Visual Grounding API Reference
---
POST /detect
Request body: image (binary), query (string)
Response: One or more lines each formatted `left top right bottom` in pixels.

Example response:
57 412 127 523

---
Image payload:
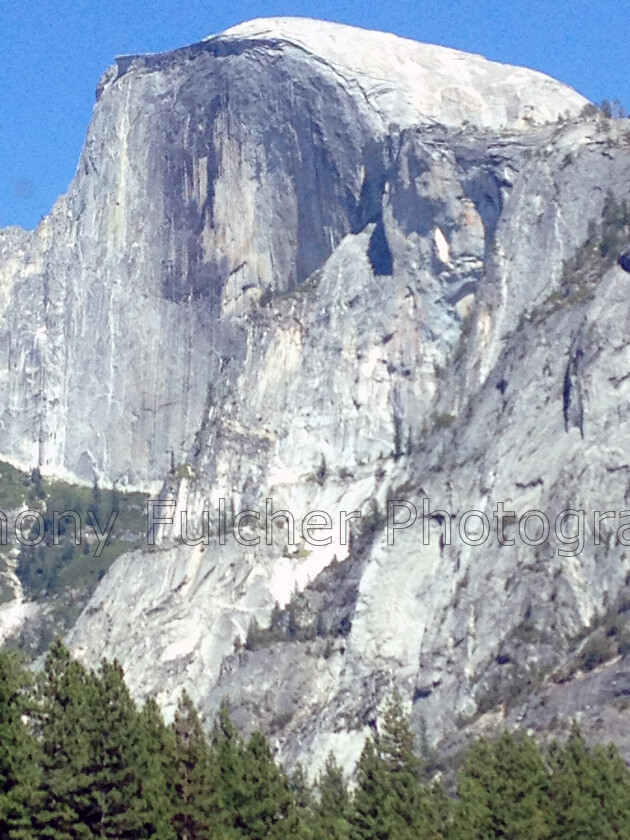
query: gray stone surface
1 17 630 775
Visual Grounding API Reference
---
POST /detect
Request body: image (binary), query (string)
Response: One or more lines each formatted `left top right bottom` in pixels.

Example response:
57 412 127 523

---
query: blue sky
1 0 628 229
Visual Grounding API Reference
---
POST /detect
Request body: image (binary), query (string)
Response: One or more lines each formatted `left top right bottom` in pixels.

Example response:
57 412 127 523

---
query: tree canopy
1 642 630 839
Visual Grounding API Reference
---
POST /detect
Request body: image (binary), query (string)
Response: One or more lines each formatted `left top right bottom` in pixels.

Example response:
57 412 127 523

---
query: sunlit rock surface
4 17 630 774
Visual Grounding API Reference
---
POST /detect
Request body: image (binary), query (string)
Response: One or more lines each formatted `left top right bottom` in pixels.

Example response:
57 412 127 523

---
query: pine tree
312 753 351 840
379 691 423 828
136 698 176 839
212 704 299 838
33 641 165 838
416 781 450 840
237 730 299 838
32 637 97 839
350 738 392 840
453 731 550 840
212 701 248 833
351 692 424 840
86 659 161 838
289 762 314 838
548 725 630 839
170 691 224 839
19 642 630 840
0 649 39 838
589 742 630 836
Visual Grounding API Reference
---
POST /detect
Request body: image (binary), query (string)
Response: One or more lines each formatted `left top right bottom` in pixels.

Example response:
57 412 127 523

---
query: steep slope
0 17 586 486
3 17 630 775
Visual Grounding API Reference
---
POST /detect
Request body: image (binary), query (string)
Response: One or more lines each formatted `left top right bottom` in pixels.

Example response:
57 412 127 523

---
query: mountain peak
213 16 588 130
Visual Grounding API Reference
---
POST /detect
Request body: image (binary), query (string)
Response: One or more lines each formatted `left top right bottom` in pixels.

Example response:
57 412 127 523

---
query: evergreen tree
86 659 161 837
289 762 314 839
33 640 165 838
453 731 550 840
350 738 393 840
548 725 630 839
212 704 299 838
416 781 450 840
289 762 312 812
212 701 248 833
170 691 223 839
136 698 177 839
351 692 424 840
0 649 39 838
590 742 630 836
237 730 299 839
312 753 351 840
18 642 630 840
32 637 97 839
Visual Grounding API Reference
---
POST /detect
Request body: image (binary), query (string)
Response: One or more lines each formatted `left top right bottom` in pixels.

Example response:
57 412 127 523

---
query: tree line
1 640 630 838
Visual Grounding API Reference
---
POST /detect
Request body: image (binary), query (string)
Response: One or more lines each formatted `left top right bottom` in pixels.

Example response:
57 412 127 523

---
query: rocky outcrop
4 17 630 776
0 17 587 485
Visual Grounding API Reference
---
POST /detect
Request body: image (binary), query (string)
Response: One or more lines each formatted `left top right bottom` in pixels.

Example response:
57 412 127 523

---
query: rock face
3 16 630 775
0 16 587 486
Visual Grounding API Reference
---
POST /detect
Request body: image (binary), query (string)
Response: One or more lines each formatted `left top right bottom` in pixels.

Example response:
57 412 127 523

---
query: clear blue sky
1 0 628 229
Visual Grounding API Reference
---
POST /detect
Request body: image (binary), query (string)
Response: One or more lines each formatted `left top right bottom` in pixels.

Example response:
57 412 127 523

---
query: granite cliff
2 17 630 775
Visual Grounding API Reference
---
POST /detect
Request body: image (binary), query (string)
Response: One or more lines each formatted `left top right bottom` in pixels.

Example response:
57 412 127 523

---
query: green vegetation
546 593 630 685
599 99 628 119
174 463 195 481
578 100 627 121
0 461 35 509
537 190 630 321
434 412 456 430
475 589 630 716
259 268 324 308
244 593 341 652
242 555 358 653
475 663 550 717
0 465 149 602
1 656 630 839
0 461 148 652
